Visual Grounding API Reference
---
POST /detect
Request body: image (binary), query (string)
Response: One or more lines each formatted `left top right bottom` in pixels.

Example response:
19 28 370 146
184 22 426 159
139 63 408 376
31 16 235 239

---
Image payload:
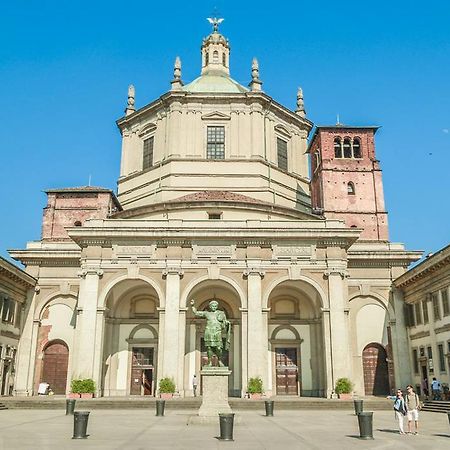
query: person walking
405 385 421 435
387 389 407 435
431 377 441 400
192 374 198 397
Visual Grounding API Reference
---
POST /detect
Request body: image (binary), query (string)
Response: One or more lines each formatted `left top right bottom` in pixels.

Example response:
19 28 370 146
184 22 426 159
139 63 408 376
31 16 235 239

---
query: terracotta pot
338 393 352 400
160 393 173 400
68 393 81 399
80 393 94 399
250 393 262 400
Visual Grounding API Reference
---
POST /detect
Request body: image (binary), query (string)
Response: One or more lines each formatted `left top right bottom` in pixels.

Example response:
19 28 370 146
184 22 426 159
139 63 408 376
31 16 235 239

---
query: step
422 400 450 413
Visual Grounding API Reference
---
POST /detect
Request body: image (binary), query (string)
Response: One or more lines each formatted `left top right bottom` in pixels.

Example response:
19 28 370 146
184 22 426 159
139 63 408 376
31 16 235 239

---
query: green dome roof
182 73 248 94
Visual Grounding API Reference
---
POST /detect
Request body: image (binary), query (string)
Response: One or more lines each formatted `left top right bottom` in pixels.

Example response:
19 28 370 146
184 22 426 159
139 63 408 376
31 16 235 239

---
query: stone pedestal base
198 367 232 417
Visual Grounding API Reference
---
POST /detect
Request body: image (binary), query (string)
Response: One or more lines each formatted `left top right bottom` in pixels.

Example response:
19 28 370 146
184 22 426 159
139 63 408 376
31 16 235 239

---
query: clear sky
1 0 449 262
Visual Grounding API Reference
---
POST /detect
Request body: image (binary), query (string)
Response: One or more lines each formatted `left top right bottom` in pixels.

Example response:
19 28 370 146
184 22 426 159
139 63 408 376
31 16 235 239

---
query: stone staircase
421 400 450 413
0 402 8 410
0 396 392 411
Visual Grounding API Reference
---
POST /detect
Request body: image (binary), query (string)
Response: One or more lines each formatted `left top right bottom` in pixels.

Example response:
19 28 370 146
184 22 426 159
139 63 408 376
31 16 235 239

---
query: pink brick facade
309 127 389 240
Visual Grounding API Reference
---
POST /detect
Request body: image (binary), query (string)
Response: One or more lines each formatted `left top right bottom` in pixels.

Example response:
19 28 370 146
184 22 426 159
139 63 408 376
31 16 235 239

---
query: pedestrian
192 374 198 397
387 389 407 435
421 378 429 399
405 385 422 435
431 377 441 400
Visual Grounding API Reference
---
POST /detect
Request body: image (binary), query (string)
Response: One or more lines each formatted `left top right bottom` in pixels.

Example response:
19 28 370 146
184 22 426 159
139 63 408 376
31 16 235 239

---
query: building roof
45 186 114 193
182 73 248 94
0 256 36 288
394 244 449 288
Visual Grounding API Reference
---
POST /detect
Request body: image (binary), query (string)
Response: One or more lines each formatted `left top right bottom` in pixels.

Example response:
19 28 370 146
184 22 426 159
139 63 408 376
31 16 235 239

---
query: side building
394 244 450 397
0 257 36 396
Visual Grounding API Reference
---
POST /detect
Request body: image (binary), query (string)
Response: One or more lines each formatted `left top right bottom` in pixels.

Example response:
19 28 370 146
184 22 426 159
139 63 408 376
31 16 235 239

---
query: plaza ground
0 408 449 449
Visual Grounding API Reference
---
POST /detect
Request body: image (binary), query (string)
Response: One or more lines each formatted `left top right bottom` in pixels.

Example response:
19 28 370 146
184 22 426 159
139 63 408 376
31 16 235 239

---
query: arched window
334 138 342 158
213 50 219 63
205 52 209 65
222 53 226 66
74 221 82 227
347 182 355 195
353 138 362 158
343 138 352 158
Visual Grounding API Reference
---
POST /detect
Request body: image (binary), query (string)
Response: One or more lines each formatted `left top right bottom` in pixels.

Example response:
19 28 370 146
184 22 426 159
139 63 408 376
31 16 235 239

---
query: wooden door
275 348 298 395
362 343 390 395
130 347 154 396
41 341 69 395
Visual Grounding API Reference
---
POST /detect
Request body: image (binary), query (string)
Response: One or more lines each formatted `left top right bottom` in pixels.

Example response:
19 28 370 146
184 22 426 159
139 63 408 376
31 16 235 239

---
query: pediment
201 111 231 121
138 122 157 137
274 124 292 138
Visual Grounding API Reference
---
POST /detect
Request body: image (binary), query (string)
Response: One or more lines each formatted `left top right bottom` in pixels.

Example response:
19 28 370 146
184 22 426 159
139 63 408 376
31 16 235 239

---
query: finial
171 56 183 91
125 84 135 115
207 16 224 32
295 87 306 117
249 57 263 92
336 114 342 126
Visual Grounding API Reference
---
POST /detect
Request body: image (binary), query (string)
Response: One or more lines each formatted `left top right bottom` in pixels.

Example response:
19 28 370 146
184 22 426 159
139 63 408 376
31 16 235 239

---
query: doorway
362 343 390 395
275 348 299 395
130 347 154 396
41 341 69 395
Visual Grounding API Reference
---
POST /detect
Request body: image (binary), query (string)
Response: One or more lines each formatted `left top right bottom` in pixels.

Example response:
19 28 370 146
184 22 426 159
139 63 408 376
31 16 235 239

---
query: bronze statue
190 299 231 367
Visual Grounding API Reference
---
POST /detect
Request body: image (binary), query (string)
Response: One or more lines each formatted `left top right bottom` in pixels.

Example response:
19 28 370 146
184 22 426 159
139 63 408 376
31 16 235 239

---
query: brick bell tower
308 125 388 240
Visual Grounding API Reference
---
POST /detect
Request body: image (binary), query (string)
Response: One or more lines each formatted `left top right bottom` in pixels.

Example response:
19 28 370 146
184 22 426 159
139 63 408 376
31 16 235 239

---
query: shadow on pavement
433 434 450 438
377 429 400 434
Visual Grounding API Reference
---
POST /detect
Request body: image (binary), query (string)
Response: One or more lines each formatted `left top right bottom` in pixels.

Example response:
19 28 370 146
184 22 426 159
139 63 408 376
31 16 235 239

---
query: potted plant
335 378 353 400
159 377 176 399
247 377 263 399
69 379 82 398
70 378 95 399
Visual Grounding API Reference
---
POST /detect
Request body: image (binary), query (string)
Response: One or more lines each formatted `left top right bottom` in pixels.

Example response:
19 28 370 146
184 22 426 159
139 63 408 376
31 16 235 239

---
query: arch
334 137 342 158
362 342 390 395
343 138 352 158
262 275 326 310
213 50 219 63
35 291 78 321
98 274 165 309
349 291 393 320
180 274 246 310
129 323 158 340
270 324 301 341
347 182 355 195
353 137 362 158
41 339 69 395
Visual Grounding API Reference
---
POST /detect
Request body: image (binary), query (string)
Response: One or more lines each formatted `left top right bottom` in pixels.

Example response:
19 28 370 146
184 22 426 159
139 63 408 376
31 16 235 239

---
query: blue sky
1 1 449 262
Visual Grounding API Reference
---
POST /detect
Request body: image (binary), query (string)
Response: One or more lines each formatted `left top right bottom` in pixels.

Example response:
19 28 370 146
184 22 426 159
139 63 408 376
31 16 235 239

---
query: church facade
11 22 421 398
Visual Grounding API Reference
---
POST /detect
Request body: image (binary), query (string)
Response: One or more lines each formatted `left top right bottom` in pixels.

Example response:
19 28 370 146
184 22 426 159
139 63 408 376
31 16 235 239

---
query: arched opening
184 279 242 397
40 340 69 395
222 52 226 66
353 138 362 158
334 138 342 158
343 138 352 158
268 280 325 397
347 182 355 195
102 279 160 397
362 343 390 395
213 50 219 63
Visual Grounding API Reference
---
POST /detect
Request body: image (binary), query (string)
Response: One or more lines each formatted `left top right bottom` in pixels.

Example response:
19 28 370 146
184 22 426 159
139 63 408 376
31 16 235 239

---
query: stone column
92 307 107 397
160 268 183 388
74 268 103 379
244 269 267 389
325 268 351 390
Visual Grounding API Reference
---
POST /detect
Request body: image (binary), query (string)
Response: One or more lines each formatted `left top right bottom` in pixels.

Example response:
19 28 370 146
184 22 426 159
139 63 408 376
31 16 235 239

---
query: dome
183 73 248 94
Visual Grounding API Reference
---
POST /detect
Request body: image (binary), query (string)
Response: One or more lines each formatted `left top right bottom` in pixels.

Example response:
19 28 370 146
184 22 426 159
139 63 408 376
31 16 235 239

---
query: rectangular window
427 346 434 372
432 293 441 321
442 289 449 316
414 302 422 325
277 138 288 171
438 344 446 372
422 299 429 324
142 136 154 170
412 349 419 374
1 297 15 324
206 126 225 159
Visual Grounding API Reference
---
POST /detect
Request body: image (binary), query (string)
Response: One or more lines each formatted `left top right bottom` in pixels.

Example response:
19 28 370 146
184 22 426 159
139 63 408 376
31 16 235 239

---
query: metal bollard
156 399 165 417
72 411 90 439
219 413 235 441
357 411 374 440
353 399 363 416
265 400 274 417
66 399 76 415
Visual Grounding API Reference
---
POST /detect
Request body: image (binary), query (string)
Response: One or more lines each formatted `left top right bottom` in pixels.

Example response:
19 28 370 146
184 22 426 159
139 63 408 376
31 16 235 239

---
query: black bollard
353 399 363 415
72 411 90 439
66 399 76 415
357 411 374 440
156 399 165 417
265 400 274 417
219 413 235 441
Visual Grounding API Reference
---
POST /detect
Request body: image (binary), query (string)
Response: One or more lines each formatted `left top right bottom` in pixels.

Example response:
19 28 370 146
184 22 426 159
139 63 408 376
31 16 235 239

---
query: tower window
222 53 226 66
334 138 342 158
343 138 352 158
213 50 219 63
353 138 362 158
347 182 355 195
205 52 209 65
143 136 154 170
277 138 288 171
207 126 225 159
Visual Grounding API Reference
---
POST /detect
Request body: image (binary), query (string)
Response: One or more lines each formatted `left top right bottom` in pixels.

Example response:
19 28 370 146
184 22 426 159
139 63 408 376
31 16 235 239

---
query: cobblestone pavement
0 409 448 449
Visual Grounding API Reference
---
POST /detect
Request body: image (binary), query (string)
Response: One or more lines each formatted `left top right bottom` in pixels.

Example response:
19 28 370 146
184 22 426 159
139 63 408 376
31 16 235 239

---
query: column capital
77 268 104 278
324 268 349 279
243 268 265 279
162 267 184 279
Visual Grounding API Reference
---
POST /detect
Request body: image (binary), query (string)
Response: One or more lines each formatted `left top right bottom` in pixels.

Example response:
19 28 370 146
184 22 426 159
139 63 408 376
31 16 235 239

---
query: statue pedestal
198 367 232 417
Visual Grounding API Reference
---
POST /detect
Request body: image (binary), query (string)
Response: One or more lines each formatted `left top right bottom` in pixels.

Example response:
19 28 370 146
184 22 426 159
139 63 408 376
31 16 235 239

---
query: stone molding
77 268 104 278
162 267 184 278
243 268 265 278
323 268 349 279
